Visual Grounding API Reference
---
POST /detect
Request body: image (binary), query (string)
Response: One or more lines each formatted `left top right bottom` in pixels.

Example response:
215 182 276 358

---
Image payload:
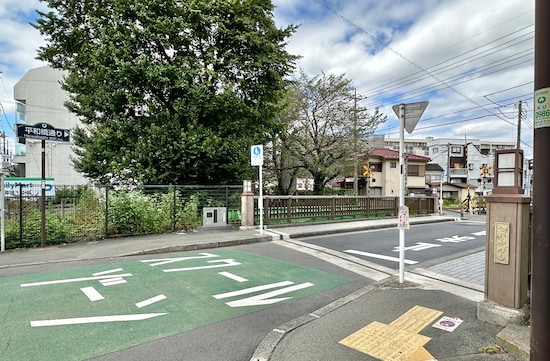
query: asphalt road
295 221 486 270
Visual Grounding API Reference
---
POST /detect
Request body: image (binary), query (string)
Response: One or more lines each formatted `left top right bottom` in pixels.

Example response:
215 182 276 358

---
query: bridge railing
259 195 437 225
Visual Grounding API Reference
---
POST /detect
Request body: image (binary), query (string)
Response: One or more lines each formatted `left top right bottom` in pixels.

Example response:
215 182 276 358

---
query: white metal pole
398 104 406 283
259 164 263 234
1 172 4 252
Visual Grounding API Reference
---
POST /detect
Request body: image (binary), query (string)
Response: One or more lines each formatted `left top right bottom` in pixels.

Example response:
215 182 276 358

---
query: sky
0 0 536 158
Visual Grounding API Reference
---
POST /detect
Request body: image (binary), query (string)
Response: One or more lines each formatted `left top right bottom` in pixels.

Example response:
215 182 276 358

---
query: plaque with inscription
494 222 510 264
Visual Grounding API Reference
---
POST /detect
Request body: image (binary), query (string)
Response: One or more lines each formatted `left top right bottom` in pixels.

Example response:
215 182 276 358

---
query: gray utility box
202 207 227 227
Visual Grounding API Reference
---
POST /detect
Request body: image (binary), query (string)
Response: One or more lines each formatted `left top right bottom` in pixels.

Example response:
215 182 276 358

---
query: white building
13 66 87 185
426 137 516 195
383 137 428 157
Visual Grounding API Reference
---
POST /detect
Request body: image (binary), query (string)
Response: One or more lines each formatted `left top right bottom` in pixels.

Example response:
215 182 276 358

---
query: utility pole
353 88 358 195
532 1 550 359
517 101 522 149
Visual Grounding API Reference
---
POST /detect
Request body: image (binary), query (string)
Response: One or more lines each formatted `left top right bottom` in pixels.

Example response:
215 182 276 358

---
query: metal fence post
172 186 176 232
104 187 109 239
18 183 23 247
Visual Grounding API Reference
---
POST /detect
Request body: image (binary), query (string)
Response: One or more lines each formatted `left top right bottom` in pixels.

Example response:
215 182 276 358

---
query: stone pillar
478 149 530 326
485 195 530 307
240 180 255 230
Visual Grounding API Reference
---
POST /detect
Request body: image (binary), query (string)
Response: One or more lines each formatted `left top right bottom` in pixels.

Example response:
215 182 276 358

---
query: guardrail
260 195 437 225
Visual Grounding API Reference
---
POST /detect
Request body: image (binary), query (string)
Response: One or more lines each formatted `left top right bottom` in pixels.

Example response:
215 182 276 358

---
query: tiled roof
426 163 444 171
369 148 431 162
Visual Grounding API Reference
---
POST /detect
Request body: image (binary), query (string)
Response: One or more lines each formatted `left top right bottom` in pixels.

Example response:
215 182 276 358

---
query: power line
359 27 533 100
312 0 526 126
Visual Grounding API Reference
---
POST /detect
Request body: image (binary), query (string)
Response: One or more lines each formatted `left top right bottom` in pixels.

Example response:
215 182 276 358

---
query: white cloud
273 0 534 156
0 0 536 157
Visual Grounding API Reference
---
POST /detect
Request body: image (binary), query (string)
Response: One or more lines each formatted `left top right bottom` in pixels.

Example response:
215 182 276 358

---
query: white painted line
218 272 248 283
141 253 218 267
93 268 124 276
20 274 133 287
213 281 294 299
100 278 127 286
163 259 241 272
135 294 167 308
81 287 105 302
392 242 441 252
344 250 418 265
30 313 167 327
226 282 315 307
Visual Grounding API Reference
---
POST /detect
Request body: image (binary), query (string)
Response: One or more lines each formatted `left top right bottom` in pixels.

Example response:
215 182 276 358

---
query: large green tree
33 0 297 185
270 71 387 194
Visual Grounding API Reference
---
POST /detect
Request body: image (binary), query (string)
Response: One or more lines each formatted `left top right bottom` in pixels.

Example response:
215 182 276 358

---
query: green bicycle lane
0 249 353 361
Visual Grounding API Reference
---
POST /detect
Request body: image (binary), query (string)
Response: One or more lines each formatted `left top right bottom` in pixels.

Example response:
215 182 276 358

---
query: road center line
344 250 418 265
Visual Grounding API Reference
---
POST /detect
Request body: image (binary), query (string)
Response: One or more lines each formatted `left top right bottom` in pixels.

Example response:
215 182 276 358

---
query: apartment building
13 66 86 185
426 138 516 195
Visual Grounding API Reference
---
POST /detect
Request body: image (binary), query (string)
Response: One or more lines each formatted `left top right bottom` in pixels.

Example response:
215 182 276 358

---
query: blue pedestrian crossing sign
251 145 263 166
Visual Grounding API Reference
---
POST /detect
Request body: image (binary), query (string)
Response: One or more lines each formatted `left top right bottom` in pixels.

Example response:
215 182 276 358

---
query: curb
267 217 458 239
248 277 393 361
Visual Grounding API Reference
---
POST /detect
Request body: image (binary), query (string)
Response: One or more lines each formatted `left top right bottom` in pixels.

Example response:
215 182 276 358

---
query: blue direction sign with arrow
17 122 70 142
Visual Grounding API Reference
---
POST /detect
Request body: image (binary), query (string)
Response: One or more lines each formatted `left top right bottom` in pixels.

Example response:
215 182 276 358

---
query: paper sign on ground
432 316 463 332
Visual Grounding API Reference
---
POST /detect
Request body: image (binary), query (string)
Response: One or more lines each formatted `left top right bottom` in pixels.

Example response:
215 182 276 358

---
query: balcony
449 168 468 177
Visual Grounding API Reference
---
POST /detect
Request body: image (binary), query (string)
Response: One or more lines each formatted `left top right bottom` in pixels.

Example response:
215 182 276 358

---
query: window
371 163 382 172
390 162 397 168
408 164 425 177
432 147 438 154
451 146 462 154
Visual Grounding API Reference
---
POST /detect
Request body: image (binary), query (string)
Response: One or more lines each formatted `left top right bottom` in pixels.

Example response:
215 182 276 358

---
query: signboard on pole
3 177 56 199
397 205 410 230
392 101 428 134
250 145 263 166
392 100 428 284
17 122 70 142
250 145 264 233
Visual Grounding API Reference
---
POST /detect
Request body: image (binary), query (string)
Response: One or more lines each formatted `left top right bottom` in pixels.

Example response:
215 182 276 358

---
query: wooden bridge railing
259 195 437 225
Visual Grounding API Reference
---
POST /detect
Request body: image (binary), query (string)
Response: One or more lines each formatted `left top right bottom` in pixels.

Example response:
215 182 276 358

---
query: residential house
337 148 431 196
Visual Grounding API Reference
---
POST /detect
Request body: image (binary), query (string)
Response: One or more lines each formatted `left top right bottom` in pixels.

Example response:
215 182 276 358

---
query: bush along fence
3 184 243 250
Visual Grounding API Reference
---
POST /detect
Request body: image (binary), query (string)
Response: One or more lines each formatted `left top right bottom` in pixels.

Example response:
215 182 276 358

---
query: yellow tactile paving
404 346 437 361
390 305 443 333
339 305 443 361
339 321 431 361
